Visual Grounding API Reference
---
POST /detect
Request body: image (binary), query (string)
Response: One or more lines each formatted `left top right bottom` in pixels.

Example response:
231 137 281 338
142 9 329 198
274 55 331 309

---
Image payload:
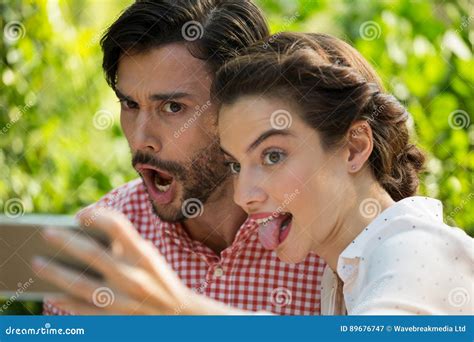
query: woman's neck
317 179 395 272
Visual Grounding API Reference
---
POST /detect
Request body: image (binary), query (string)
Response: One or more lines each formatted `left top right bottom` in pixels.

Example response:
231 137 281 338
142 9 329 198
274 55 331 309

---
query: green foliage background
1 0 472 315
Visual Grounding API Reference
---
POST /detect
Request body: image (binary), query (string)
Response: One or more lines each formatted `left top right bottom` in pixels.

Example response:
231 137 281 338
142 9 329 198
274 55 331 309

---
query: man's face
116 43 230 222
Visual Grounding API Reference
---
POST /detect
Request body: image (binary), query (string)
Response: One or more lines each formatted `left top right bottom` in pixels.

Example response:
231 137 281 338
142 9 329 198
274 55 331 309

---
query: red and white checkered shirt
44 179 325 315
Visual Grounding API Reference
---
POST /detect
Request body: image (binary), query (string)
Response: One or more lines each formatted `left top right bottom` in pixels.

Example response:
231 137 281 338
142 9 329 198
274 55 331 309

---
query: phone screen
0 214 109 300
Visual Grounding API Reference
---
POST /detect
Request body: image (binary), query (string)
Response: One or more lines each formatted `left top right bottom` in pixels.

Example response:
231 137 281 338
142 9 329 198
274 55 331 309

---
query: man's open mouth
135 164 177 205
250 212 293 250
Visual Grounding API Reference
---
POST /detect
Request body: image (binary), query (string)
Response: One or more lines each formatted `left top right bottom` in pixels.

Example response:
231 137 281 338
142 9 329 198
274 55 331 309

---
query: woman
211 32 473 315
37 32 472 315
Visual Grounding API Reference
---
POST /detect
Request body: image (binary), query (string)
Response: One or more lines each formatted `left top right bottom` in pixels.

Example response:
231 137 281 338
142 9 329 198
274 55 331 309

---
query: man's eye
225 161 241 174
120 99 138 110
263 150 286 165
162 101 183 113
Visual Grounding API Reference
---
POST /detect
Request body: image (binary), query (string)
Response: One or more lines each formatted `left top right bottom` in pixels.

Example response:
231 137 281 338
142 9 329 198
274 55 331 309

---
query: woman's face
219 95 351 263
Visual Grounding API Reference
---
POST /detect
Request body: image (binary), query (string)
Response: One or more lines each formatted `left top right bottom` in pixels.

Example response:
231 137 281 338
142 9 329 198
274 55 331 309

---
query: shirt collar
336 196 443 282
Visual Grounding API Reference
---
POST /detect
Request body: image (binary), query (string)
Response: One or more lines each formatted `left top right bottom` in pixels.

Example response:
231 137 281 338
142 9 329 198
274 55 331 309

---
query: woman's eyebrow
246 129 294 153
220 129 294 159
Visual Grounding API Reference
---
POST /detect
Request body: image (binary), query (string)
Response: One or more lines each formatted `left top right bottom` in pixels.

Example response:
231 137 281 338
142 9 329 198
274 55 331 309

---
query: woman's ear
346 120 373 173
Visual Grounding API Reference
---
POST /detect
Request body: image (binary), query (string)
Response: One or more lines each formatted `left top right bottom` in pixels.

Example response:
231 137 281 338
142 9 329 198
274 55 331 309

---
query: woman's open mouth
135 164 177 205
250 212 293 250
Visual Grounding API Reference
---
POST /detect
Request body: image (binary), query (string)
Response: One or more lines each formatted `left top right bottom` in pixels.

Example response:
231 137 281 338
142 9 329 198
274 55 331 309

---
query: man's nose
133 110 162 153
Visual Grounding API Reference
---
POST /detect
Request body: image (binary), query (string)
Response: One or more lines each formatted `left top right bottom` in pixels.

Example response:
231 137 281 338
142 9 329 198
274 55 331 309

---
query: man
43 0 325 315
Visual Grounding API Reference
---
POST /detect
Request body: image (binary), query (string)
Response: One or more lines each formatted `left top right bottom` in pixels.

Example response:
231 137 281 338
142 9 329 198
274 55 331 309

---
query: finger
46 295 112 315
41 227 120 279
48 295 158 315
33 257 156 314
32 256 104 303
77 207 146 259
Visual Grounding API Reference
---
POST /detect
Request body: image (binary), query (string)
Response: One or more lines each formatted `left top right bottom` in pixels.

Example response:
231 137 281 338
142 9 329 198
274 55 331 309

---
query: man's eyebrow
149 92 192 101
114 88 192 102
114 88 132 101
247 129 294 153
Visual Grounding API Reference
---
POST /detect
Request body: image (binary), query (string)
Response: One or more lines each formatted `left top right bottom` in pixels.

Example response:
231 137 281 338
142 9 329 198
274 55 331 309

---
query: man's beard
132 139 230 223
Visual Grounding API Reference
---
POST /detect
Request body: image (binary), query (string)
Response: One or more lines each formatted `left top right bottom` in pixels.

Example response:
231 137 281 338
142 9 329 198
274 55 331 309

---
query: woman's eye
162 101 183 113
263 150 286 165
226 162 241 174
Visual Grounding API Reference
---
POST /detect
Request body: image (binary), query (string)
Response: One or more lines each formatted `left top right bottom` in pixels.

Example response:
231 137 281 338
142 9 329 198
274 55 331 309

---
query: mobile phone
0 214 110 301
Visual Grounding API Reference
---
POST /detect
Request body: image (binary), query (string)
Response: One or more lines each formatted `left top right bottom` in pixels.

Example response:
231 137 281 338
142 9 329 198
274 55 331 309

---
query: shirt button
214 266 224 278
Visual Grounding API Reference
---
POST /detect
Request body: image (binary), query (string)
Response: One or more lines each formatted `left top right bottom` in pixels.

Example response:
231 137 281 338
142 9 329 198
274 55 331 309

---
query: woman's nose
233 173 268 212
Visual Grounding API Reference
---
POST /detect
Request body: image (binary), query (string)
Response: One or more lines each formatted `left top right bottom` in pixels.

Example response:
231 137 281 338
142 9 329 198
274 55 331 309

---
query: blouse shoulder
355 216 474 314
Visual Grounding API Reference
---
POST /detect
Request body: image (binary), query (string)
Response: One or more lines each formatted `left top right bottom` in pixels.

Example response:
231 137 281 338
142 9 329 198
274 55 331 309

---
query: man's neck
181 181 248 254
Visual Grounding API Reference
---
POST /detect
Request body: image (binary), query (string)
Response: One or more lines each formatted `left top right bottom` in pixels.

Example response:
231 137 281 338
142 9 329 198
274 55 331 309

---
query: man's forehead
116 43 212 96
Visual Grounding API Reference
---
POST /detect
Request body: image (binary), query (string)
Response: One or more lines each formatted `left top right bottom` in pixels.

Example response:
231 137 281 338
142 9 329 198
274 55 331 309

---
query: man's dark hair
100 0 269 89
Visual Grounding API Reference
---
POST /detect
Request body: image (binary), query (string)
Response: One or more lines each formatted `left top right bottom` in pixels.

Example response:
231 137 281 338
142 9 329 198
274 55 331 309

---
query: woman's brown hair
212 32 425 201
